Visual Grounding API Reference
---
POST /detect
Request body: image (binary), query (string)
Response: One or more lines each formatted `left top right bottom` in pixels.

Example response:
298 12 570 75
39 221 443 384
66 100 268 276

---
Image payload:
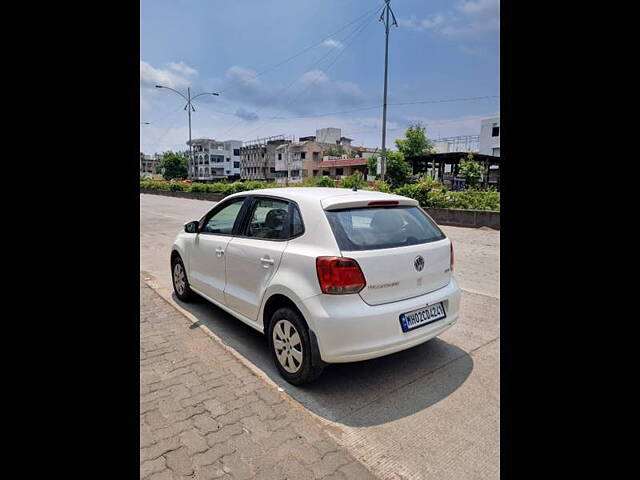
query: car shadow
173 292 473 428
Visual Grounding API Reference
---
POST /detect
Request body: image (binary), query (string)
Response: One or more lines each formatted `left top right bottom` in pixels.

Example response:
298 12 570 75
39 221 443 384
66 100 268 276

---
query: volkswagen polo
171 187 460 384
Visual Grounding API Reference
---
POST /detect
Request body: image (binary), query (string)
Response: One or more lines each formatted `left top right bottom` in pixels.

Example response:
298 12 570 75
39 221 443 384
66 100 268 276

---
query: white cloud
167 61 197 76
441 17 500 37
300 69 329 86
322 39 344 49
400 0 499 38
399 14 445 32
457 0 500 15
225 65 261 87
140 60 192 89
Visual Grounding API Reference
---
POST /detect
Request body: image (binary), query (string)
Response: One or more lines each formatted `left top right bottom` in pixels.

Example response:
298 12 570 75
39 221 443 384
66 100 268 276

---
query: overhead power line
213 4 384 140
234 7 383 140
193 95 499 121
216 2 386 95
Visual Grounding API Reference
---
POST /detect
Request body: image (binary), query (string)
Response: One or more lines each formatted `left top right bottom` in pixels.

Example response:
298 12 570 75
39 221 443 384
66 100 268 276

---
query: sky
140 0 499 154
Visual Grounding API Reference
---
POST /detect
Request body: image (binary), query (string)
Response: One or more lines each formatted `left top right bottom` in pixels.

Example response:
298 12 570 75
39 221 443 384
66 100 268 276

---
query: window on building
336 168 343 176
492 126 500 137
270 168 276 173
290 170 300 177
278 153 282 160
323 170 330 176
234 161 240 168
313 170 319 176
313 152 319 161
226 157 230 162
300 152 306 159
233 149 240 156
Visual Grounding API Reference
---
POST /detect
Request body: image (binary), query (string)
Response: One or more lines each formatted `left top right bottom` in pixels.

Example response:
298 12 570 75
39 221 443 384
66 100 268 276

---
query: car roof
228 187 407 204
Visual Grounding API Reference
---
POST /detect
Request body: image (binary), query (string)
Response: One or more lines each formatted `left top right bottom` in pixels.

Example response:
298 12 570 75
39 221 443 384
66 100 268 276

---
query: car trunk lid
344 239 451 305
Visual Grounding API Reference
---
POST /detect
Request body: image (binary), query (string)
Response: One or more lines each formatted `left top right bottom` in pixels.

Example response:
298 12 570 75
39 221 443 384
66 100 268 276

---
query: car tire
268 307 324 385
171 255 195 302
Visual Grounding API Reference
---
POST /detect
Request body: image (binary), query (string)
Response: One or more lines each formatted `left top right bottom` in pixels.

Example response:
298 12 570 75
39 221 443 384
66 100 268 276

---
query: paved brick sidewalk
140 279 376 480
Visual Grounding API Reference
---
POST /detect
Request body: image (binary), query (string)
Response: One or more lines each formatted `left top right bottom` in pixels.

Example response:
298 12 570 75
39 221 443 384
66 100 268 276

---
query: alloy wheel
272 319 303 373
173 262 186 295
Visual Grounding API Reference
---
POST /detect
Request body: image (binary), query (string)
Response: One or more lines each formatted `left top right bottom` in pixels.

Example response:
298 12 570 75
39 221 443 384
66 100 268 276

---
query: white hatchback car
171 187 460 384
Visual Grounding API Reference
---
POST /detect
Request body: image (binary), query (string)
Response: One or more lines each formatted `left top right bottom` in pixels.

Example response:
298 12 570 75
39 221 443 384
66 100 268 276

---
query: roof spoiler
322 194 418 211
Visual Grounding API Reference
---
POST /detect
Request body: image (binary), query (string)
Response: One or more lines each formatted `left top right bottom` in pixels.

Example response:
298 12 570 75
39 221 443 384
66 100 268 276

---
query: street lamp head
155 85 163 88
212 92 220 96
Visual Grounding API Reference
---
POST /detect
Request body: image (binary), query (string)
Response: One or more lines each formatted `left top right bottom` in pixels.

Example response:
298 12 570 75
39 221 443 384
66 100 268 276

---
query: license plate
399 302 446 333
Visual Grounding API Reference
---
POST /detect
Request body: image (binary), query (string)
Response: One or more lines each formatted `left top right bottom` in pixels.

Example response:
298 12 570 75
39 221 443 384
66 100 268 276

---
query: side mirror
184 220 199 233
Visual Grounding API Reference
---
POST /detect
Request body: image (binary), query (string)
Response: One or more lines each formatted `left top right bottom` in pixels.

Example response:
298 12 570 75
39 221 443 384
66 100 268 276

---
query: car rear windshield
325 206 446 251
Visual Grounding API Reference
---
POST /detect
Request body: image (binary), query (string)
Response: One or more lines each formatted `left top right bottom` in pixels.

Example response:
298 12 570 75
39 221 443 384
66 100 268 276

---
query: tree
394 123 435 158
458 153 484 188
159 152 188 180
386 150 412 188
367 155 379 178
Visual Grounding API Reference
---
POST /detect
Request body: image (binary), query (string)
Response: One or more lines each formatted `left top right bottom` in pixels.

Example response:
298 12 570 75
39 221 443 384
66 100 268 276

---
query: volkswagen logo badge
414 255 425 272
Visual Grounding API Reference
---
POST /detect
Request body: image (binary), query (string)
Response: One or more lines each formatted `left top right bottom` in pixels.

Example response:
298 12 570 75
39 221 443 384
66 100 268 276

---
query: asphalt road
140 193 500 480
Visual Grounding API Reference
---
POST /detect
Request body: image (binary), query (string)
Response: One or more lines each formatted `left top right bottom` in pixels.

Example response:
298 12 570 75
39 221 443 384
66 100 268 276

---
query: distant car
171 187 460 384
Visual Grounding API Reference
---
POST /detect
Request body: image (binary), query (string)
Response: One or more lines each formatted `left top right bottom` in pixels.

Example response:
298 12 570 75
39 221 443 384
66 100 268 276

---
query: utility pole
187 87 193 176
379 0 397 181
155 85 219 179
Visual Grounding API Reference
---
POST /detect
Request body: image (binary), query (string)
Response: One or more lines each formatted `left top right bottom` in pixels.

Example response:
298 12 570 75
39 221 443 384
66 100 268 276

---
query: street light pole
155 85 219 179
379 0 397 181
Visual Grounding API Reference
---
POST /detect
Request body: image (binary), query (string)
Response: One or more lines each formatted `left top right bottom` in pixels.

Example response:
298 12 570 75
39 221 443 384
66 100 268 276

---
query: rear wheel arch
262 293 325 369
263 294 308 335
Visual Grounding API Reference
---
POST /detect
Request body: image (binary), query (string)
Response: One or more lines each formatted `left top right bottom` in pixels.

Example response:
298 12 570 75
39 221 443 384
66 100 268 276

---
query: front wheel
171 255 195 302
268 307 324 385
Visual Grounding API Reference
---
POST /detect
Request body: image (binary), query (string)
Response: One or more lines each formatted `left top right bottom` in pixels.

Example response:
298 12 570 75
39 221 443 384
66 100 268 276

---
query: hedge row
140 179 499 211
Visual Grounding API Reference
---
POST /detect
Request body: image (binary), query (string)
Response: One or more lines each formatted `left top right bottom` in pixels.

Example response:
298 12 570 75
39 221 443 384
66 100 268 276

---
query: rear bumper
305 277 461 363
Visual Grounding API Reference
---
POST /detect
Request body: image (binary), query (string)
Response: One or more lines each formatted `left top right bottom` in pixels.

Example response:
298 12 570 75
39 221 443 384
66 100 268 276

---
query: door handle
215 248 225 257
260 257 275 268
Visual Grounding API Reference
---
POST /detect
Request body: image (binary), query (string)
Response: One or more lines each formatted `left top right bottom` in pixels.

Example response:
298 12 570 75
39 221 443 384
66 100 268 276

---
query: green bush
371 180 391 193
394 181 432 206
339 171 366 190
305 176 335 188
189 183 209 193
139 178 499 211
140 180 171 191
394 181 499 211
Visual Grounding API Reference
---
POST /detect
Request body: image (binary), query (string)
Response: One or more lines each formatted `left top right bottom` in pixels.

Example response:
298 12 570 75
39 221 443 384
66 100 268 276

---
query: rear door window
247 198 291 240
325 206 445 251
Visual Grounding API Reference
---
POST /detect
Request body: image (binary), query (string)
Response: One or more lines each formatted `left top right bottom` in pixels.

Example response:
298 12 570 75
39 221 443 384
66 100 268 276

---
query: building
408 152 500 190
140 152 163 174
434 135 479 154
273 127 368 183
187 139 242 181
317 157 369 179
479 117 500 157
240 135 291 181
274 140 326 184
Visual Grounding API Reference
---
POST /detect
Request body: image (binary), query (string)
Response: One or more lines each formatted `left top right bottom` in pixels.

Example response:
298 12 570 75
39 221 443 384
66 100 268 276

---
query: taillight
450 242 454 272
316 257 366 294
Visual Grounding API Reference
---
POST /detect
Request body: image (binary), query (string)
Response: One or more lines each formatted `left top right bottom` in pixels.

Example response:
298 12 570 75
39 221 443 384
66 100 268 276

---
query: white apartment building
187 139 242 181
479 117 500 157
